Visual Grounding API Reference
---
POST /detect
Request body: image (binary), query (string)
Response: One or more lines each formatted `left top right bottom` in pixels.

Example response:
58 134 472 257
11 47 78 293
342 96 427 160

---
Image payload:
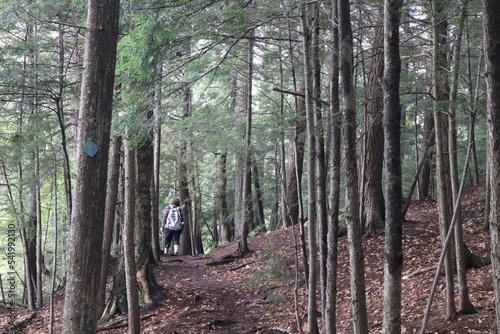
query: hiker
161 196 184 255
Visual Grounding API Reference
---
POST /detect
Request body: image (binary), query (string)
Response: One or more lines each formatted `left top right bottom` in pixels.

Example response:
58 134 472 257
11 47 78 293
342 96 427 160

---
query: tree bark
483 0 500 330
251 153 266 231
363 9 385 238
61 0 120 331
219 153 232 242
312 13 329 331
179 87 193 256
239 31 255 254
123 142 140 334
324 1 340 332
35 155 43 309
448 0 476 314
152 62 163 264
234 69 248 241
339 0 369 332
98 135 122 316
432 0 456 319
284 85 306 227
417 116 434 200
300 2 319 333
135 139 159 307
382 0 403 332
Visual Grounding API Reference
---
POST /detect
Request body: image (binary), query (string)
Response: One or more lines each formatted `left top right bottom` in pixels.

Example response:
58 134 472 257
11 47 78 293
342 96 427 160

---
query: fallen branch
230 261 255 271
205 253 245 266
402 266 437 279
204 258 235 266
96 313 155 332
2 311 37 333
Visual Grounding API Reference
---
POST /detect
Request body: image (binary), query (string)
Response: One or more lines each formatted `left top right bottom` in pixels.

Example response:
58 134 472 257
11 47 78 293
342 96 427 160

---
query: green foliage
264 256 286 282
248 224 268 237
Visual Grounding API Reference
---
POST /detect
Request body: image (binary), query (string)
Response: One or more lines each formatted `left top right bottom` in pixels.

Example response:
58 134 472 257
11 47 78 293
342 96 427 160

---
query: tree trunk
483 0 500 330
311 13 329 329
49 168 59 334
284 85 306 227
465 36 482 187
61 0 120 331
20 194 36 310
448 0 476 314
339 0 369 332
179 86 193 256
135 139 159 307
417 115 434 200
152 62 163 263
251 153 266 231
234 69 248 240
363 9 385 237
324 1 340 332
382 0 403 332
300 3 319 333
238 31 255 254
432 0 456 319
219 153 232 242
35 152 43 309
98 135 122 316
123 142 140 334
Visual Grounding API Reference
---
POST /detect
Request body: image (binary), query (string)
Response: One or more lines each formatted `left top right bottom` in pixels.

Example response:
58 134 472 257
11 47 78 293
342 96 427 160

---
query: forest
1 0 500 333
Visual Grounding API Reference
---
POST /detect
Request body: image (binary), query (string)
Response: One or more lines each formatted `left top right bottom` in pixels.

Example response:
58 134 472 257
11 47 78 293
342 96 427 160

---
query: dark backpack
166 205 183 231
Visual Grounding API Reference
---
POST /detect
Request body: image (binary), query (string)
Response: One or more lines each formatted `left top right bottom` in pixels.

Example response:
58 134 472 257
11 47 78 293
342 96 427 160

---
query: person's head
170 196 181 207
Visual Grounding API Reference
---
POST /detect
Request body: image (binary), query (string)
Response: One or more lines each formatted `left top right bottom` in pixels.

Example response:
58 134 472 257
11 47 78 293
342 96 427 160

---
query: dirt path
150 255 270 333
98 242 298 334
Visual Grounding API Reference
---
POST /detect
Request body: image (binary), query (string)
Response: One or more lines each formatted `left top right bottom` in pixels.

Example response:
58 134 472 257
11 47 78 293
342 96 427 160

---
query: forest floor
1 185 496 333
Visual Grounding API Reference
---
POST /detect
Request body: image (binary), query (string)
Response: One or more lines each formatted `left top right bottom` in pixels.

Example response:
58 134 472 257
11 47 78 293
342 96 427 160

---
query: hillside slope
1 186 494 333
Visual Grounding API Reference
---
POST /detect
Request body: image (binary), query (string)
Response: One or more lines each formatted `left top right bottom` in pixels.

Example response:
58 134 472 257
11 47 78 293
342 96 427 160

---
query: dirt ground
1 186 496 333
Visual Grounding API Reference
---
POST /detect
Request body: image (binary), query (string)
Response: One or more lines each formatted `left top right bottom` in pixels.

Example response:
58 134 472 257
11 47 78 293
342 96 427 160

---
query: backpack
166 205 183 231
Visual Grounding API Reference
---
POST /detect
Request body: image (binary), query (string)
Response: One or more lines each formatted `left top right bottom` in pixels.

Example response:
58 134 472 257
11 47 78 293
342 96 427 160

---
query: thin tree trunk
417 116 434 200
432 0 456 319
24 187 37 310
402 132 434 219
98 135 122 316
448 0 476 314
251 153 265 230
239 30 255 254
300 3 319 333
382 0 403 331
420 136 474 333
55 28 73 223
285 85 306 227
151 62 163 263
312 14 328 330
123 143 140 334
35 162 43 308
324 1 340 331
219 154 231 242
179 86 193 256
339 0 369 332
465 33 482 187
49 167 59 334
234 72 247 240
